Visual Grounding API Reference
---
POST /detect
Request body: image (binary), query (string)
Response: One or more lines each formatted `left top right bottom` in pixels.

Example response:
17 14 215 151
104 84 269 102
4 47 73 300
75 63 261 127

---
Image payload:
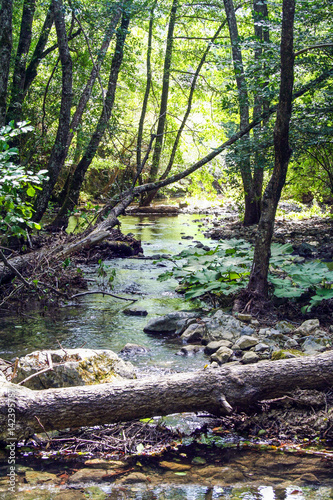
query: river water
1 214 333 499
0 214 213 373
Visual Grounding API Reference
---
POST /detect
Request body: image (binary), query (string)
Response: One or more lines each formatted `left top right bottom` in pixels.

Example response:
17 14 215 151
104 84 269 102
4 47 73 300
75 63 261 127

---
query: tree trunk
23 3 54 98
223 0 257 227
1 351 332 441
0 0 13 127
248 0 295 296
140 0 178 207
51 10 130 229
6 0 37 125
33 0 73 223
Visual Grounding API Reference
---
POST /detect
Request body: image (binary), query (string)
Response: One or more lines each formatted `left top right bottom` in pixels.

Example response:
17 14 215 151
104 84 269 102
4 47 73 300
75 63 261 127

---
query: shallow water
0 214 213 373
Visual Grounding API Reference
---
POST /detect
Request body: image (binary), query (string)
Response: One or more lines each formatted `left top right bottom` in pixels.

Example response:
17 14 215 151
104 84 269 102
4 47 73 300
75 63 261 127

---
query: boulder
295 319 320 336
143 311 199 334
119 343 150 356
233 335 259 350
181 323 206 343
241 351 259 364
204 340 233 355
12 349 136 390
301 337 327 354
202 311 243 343
254 342 270 352
210 346 233 364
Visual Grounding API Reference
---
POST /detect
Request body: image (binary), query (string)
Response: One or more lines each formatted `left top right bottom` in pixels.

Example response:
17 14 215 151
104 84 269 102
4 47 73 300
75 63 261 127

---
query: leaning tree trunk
1 351 332 441
248 0 295 296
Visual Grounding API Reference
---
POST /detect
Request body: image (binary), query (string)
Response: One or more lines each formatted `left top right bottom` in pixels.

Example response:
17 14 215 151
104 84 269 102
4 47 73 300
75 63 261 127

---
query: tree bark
0 0 13 127
23 3 54 98
248 0 295 296
6 0 37 125
1 351 332 441
140 0 178 206
33 0 73 223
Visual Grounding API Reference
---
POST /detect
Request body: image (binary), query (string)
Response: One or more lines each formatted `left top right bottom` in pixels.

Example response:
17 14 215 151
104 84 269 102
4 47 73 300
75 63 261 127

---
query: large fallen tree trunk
1 352 332 442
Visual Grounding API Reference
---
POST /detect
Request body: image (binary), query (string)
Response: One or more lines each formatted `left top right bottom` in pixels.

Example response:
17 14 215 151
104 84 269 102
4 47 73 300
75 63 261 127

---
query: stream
0 214 333 499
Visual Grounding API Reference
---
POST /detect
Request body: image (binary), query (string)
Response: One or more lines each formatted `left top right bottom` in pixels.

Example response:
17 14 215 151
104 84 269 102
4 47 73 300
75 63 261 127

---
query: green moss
271 349 304 360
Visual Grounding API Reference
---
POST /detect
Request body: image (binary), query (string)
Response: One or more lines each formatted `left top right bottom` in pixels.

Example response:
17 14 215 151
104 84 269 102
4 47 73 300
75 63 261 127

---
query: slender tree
51 8 131 228
0 0 13 127
248 0 295 297
33 0 73 222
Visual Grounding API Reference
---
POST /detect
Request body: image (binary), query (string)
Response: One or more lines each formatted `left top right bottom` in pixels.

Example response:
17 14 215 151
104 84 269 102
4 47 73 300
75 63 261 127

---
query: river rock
119 343 150 355
241 351 259 364
295 319 320 335
204 340 233 355
275 320 293 333
202 311 243 343
12 349 136 390
284 338 299 349
176 345 204 356
68 468 110 483
180 323 206 342
123 308 148 316
254 342 270 352
210 346 233 364
233 335 259 350
25 470 60 485
301 337 327 354
236 313 252 322
143 311 199 334
240 325 256 336
159 461 191 471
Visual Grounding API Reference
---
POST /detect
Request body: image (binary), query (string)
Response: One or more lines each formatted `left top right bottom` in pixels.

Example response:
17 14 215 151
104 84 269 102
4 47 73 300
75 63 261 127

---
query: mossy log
1 351 332 441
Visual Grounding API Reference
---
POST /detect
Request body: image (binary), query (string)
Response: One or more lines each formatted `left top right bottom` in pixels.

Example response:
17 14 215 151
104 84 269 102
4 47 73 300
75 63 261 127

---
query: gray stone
143 311 198 334
254 342 270 352
119 343 150 355
295 319 320 335
210 346 233 364
241 351 259 364
233 335 259 350
284 338 299 349
275 321 293 333
12 349 136 390
123 307 148 316
240 325 255 336
176 345 204 356
202 312 243 343
204 340 233 355
264 329 289 341
181 323 206 343
302 337 327 354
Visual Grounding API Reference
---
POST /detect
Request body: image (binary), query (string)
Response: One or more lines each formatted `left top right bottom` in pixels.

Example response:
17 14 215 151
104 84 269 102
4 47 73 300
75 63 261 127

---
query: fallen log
0 194 134 284
1 351 332 442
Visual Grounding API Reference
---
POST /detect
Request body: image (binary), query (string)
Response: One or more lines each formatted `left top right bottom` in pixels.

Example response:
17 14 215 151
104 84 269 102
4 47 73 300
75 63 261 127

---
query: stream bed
1 214 333 499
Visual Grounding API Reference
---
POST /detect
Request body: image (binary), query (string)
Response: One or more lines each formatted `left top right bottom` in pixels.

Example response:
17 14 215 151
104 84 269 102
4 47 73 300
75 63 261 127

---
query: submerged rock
123 308 148 316
12 349 136 390
120 343 150 356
